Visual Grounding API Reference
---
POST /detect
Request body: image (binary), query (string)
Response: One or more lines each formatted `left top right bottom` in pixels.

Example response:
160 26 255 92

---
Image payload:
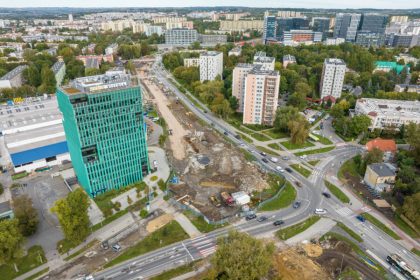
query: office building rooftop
61 70 132 94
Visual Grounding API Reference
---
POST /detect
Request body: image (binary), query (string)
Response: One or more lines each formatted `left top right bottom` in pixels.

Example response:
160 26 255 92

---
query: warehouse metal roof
10 141 69 166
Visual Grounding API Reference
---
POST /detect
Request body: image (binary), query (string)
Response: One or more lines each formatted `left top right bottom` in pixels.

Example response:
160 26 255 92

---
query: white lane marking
192 239 213 247
200 246 217 257
336 207 353 217
182 242 194 261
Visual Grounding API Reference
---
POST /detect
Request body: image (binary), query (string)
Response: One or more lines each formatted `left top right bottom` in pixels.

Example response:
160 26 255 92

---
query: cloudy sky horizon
2 0 419 9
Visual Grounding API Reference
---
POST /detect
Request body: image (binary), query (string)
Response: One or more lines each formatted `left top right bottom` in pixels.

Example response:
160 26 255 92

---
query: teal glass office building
57 70 149 197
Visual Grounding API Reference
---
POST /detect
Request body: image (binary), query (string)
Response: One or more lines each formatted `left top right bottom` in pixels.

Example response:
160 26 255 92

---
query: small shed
231 191 251 205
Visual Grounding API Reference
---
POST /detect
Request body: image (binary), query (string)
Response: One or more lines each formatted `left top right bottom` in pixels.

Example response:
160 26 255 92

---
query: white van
314 208 327 215
270 157 278 163
112 243 121 252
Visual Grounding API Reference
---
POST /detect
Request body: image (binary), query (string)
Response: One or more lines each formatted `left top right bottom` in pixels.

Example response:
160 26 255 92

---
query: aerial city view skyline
0 2 419 280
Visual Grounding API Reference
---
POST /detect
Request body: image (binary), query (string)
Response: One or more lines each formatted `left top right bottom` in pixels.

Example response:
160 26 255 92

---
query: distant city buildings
319 58 346 99
333 13 361 42
390 15 408 23
199 51 223 82
0 65 28 88
57 70 150 197
374 61 408 74
165 29 198 46
228 47 242 56
283 30 322 45
263 12 310 43
184 58 200 67
105 43 118 55
198 34 228 45
354 98 420 129
253 51 275 71
219 20 264 32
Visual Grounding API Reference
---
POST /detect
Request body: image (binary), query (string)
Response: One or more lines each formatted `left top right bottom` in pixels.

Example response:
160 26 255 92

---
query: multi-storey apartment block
199 51 223 82
319 58 346 99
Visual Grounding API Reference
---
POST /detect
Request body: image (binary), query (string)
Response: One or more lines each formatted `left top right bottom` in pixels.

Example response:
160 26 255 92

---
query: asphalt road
92 55 419 280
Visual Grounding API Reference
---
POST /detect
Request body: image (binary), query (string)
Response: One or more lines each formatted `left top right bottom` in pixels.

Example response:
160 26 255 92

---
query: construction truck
220 192 234 206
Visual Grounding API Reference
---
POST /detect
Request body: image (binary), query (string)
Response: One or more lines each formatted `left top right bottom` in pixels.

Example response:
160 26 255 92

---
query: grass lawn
250 132 271 142
337 222 363 242
393 214 419 239
308 160 320 166
259 181 296 211
24 268 49 280
237 132 253 144
324 180 350 203
262 129 288 139
104 221 189 268
255 174 286 202
57 239 81 254
280 140 315 150
338 157 360 181
268 143 283 151
63 239 98 261
0 246 46 280
361 213 401 240
294 146 335 156
12 171 29 180
256 146 281 156
290 164 312 178
150 261 199 280
183 211 228 233
94 181 147 217
276 216 321 240
316 134 333 145
411 248 420 257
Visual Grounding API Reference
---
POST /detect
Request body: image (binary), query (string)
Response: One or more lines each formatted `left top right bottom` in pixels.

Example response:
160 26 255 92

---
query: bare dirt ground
138 64 270 222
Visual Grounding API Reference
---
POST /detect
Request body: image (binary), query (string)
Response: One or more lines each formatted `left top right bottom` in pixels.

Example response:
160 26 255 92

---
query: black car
273 220 284 226
262 158 269 163
293 201 301 209
322 192 331 198
260 152 267 157
223 131 228 135
235 134 241 139
257 216 268 222
285 167 293 173
246 214 257 221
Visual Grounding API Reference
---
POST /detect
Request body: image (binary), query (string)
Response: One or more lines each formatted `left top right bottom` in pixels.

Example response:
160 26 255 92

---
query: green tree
85 67 101 76
0 219 24 264
330 100 350 119
288 117 310 145
401 193 420 229
287 91 307 110
66 59 85 79
405 122 420 164
273 106 300 132
23 64 41 87
38 65 56 94
51 188 90 244
210 230 274 280
13 195 39 236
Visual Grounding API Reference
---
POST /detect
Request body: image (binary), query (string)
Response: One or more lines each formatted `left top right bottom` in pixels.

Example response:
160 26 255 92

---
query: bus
308 133 319 142
386 254 420 280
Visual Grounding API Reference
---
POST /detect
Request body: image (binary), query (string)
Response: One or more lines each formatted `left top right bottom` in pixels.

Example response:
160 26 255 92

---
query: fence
168 196 230 225
256 178 287 210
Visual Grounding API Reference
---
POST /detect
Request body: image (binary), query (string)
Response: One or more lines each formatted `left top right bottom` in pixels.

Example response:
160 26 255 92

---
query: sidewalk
285 218 336 245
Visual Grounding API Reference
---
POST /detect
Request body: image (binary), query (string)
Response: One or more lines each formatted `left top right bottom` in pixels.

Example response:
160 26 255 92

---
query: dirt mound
146 214 173 233
274 248 330 280
303 244 323 257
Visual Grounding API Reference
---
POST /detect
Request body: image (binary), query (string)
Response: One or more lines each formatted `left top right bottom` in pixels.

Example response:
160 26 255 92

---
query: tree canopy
0 219 24 264
13 195 39 236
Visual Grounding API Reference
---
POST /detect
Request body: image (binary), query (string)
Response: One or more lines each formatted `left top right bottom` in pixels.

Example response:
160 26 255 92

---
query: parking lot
11 174 69 259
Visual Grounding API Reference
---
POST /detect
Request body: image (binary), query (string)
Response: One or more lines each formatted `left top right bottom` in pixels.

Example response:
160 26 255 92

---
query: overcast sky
3 0 419 9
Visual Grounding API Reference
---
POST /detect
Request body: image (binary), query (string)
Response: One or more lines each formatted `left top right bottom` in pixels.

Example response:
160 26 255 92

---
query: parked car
273 220 284 226
314 208 327 215
293 201 301 209
322 192 331 198
262 158 269 163
257 216 268 222
285 167 293 173
356 215 366 222
246 214 257 221
112 243 121 252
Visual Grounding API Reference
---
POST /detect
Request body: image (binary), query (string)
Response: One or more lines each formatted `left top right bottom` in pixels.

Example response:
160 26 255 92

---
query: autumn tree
38 65 56 94
51 188 90 244
401 192 420 229
210 231 274 280
0 219 24 264
273 106 300 132
288 117 310 145
13 195 39 236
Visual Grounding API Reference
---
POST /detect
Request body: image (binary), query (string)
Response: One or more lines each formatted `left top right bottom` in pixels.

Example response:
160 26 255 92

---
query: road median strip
276 216 321 240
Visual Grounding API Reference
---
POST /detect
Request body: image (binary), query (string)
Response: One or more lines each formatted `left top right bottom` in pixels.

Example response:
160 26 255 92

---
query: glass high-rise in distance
57 69 149 197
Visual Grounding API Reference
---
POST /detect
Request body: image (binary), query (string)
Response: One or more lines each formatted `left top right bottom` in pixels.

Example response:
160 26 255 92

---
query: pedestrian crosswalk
199 246 217 257
336 206 353 217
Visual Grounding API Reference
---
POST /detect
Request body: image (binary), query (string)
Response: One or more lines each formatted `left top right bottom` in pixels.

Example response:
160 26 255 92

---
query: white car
300 155 307 160
276 166 284 172
270 157 278 163
314 208 327 215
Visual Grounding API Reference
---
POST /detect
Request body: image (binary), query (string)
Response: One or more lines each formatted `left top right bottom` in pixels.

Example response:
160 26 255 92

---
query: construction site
138 61 271 222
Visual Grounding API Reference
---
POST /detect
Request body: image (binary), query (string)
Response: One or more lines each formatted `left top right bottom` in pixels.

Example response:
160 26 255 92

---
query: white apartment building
354 98 420 130
253 51 275 71
184 58 200 67
243 66 280 126
199 51 223 82
319 58 346 99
